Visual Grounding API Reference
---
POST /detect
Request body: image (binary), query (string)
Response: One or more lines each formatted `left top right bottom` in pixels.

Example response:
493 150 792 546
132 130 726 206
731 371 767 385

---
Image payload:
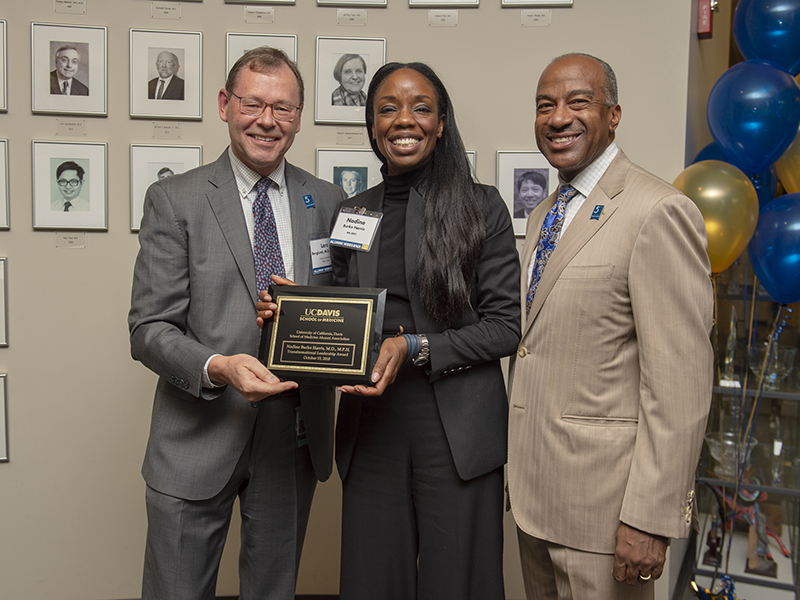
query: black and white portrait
49 41 90 96
51 158 90 212
147 48 185 101
513 168 549 218
331 54 367 107
334 166 367 198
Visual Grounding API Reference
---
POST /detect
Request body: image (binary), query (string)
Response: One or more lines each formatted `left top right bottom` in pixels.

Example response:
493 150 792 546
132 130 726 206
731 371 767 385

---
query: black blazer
148 75 185 100
50 70 89 95
331 182 521 481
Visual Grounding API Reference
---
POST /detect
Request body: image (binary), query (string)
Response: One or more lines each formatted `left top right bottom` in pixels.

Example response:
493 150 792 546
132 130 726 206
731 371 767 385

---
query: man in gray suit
128 47 345 600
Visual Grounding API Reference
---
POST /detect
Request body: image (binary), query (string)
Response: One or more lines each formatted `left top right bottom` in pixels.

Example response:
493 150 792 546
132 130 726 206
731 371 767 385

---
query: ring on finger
638 573 651 581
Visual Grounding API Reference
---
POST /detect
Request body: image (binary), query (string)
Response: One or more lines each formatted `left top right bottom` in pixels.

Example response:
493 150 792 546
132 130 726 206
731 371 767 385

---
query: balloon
776 124 800 193
707 60 800 175
750 165 778 208
748 193 800 304
734 0 800 76
692 142 777 207
673 160 759 273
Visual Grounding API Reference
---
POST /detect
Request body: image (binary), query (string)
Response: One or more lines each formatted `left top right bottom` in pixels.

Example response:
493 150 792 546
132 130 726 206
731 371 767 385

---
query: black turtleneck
377 165 426 336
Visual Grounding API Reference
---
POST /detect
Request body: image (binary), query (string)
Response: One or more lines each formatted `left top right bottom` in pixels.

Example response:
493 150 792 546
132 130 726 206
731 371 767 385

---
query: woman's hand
256 276 296 328
338 336 409 397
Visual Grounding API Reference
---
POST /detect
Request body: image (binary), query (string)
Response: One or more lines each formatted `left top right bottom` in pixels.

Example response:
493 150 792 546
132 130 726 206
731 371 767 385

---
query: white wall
0 1 701 598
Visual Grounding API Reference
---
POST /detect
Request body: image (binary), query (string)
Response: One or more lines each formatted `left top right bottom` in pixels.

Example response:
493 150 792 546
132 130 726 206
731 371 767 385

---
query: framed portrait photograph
0 374 7 462
130 29 202 120
31 22 107 116
226 33 297 77
319 0 387 6
466 150 476 180
502 0 571 5
315 36 386 125
409 0 478 5
316 149 383 198
0 259 5 348
0 21 7 112
226 0 295 4
130 144 202 231
497 151 558 236
0 140 8 229
32 140 107 230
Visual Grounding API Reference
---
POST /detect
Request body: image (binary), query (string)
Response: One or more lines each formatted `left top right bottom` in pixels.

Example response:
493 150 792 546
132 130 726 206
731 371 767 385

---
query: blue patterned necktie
526 184 579 316
253 176 285 294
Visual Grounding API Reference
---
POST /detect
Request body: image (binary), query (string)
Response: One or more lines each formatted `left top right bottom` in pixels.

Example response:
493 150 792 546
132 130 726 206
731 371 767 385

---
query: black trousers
339 364 505 600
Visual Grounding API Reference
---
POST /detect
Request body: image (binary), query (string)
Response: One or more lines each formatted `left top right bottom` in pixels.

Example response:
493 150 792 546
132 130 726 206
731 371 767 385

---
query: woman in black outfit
331 62 520 600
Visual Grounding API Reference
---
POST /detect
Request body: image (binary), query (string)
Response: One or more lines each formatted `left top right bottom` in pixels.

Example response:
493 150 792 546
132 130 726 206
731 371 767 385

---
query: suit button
518 348 528 358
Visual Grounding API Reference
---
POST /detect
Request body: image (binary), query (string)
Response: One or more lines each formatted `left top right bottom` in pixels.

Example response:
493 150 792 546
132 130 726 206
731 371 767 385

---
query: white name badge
310 236 332 275
329 207 383 252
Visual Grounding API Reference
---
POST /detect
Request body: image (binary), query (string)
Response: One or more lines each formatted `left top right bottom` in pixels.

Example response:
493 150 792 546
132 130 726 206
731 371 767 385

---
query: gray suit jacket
129 150 345 501
508 150 713 553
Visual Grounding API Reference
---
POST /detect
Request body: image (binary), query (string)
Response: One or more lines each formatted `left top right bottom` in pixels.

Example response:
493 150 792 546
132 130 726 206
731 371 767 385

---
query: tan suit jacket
508 150 713 554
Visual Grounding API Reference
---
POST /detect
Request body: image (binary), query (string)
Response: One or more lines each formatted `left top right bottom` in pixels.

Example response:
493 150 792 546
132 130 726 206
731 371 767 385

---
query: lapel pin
303 194 315 209
590 205 604 220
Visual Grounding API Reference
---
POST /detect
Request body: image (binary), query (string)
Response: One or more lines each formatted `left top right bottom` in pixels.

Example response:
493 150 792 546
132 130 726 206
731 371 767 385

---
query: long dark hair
366 62 485 324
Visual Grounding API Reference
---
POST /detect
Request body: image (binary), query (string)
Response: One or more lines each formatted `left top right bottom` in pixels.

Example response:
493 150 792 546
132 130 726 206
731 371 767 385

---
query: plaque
259 285 386 385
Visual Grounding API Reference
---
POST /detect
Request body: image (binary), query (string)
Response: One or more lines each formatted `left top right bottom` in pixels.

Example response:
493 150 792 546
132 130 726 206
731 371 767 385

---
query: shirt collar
559 141 618 198
228 147 287 197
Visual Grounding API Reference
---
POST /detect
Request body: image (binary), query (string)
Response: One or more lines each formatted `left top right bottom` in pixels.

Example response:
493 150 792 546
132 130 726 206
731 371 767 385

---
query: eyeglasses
57 178 82 188
228 91 300 122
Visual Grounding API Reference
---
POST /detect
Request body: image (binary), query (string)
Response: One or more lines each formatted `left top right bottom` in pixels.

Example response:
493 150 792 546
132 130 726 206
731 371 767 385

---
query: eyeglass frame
57 178 83 188
227 91 302 123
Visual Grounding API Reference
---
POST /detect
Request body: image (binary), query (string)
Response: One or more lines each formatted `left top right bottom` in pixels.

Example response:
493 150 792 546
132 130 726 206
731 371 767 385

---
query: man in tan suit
508 53 713 599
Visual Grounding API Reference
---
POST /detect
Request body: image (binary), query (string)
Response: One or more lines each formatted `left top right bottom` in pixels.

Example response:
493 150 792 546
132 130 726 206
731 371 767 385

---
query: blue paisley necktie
526 184 579 316
253 176 286 294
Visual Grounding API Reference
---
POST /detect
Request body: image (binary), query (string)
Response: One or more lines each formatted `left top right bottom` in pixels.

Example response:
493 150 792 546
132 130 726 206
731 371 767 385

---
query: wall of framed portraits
0 0 730 598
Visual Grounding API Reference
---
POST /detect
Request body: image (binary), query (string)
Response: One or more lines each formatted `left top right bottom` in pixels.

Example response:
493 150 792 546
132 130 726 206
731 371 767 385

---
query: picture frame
0 259 6 348
315 36 386 125
0 140 8 229
316 149 383 198
0 21 7 112
501 0 571 5
31 22 107 116
225 0 295 4
130 144 203 231
32 140 107 230
409 0 478 6
496 151 557 236
0 374 7 462
466 150 476 180
130 29 202 120
318 0 387 7
226 33 297 77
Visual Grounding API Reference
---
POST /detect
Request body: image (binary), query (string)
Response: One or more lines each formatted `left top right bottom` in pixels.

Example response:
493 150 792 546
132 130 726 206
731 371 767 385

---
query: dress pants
517 527 654 600
142 393 316 600
339 364 505 600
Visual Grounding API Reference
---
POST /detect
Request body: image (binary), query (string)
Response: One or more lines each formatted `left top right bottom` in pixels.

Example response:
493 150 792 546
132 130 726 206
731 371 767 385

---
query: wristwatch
412 334 430 367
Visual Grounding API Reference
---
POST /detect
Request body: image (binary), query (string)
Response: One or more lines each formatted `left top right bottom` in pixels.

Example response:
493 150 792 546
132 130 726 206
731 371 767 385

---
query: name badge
309 236 332 275
329 207 382 252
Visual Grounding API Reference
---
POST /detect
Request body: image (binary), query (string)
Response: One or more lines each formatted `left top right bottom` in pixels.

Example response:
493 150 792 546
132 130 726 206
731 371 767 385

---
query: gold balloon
775 124 800 194
673 160 759 273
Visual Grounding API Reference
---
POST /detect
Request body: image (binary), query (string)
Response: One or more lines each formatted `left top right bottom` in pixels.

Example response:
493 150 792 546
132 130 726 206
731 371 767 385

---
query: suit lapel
206 152 258 300
354 185 384 287
522 152 629 336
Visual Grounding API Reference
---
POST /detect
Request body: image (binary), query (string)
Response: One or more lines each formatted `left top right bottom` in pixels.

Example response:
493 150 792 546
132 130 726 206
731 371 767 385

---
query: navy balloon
734 0 800 76
750 166 778 209
691 141 727 164
748 192 800 304
708 59 800 175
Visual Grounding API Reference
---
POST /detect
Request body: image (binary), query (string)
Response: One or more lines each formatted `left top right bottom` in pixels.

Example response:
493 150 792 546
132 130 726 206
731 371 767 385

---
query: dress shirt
57 76 72 95
526 142 618 288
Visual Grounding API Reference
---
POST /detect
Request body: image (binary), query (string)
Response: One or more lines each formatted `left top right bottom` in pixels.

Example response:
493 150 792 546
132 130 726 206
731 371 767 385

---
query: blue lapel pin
303 194 315 209
590 205 604 220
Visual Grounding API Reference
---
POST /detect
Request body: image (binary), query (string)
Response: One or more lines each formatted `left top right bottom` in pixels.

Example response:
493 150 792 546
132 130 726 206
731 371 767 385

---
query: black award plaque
258 285 386 386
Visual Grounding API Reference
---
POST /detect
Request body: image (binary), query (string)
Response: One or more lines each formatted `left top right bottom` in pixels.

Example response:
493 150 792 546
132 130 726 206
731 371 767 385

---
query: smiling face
371 68 444 176
341 170 359 197
55 48 80 80
518 180 546 211
534 55 621 182
340 58 366 95
219 65 303 177
57 169 83 201
156 52 179 79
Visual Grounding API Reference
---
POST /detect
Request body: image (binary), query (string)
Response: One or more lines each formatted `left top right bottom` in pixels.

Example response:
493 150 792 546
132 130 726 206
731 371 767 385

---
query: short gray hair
550 53 618 107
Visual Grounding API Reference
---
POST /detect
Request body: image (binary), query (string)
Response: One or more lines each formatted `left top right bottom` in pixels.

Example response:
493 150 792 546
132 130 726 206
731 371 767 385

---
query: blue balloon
734 0 800 76
748 192 800 304
708 60 800 175
691 141 727 164
750 165 779 208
